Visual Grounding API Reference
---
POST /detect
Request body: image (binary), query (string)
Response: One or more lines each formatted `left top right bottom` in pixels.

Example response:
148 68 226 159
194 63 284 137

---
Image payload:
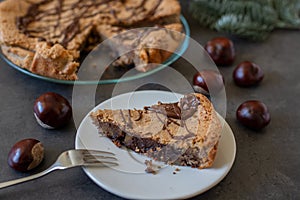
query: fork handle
0 166 57 189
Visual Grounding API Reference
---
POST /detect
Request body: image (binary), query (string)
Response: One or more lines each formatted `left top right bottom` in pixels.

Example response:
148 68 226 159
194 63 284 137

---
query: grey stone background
0 0 299 199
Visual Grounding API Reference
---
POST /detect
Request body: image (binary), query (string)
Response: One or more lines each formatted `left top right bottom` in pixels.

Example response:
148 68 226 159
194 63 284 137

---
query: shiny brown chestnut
205 37 235 66
7 138 44 172
33 92 72 129
236 100 271 130
193 70 225 95
233 61 264 87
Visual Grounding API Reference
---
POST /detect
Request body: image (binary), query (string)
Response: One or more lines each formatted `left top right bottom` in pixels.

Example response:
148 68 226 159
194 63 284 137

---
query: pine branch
215 14 274 41
272 0 300 28
189 0 300 41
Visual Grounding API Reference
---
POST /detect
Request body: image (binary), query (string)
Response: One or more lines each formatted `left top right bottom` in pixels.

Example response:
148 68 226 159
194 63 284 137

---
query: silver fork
0 149 118 189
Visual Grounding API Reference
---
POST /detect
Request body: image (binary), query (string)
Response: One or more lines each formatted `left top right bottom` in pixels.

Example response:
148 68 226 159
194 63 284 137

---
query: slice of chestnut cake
90 93 221 169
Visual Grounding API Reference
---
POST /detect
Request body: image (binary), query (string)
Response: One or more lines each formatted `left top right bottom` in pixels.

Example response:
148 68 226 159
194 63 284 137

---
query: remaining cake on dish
0 0 183 80
90 93 222 169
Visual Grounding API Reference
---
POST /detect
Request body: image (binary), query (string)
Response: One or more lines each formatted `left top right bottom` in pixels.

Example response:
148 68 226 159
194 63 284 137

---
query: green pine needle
189 0 300 41
215 14 274 41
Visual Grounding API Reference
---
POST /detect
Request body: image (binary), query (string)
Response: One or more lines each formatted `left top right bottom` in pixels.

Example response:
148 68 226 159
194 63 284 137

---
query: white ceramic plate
75 90 236 199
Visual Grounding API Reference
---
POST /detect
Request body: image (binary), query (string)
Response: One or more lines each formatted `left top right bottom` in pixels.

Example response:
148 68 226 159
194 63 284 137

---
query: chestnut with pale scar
7 138 44 172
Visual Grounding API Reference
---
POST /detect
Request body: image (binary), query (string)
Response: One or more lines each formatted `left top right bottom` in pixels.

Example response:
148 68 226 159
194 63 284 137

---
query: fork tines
80 149 118 166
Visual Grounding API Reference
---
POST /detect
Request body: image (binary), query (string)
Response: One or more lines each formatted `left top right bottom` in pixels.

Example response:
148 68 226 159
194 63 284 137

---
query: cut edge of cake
90 93 222 169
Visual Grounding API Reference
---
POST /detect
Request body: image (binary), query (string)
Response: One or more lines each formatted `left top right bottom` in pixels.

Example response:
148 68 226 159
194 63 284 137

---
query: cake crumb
144 160 157 174
173 168 181 175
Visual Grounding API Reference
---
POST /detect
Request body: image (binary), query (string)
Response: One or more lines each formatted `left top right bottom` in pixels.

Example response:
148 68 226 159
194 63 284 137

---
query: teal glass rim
0 15 190 85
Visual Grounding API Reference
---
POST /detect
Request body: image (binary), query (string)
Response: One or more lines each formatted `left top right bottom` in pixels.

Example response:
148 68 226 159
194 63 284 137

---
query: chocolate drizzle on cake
145 94 200 121
16 0 166 48
145 102 181 119
179 94 201 119
144 94 200 139
18 0 116 48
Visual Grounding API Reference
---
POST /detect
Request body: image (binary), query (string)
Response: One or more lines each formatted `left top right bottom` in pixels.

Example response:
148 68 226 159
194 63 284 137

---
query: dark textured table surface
0 1 299 199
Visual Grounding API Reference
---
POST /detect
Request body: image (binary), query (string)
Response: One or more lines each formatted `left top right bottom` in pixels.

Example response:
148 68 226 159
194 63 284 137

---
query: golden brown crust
193 93 221 169
30 43 79 80
0 0 182 80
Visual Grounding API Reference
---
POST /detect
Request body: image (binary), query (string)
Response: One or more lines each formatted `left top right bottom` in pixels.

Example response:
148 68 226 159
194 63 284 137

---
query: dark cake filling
99 122 165 153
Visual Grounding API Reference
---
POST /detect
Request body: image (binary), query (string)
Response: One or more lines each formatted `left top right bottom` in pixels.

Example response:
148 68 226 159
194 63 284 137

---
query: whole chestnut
8 138 44 172
193 70 225 95
233 61 264 87
33 92 72 129
205 37 235 66
236 100 271 130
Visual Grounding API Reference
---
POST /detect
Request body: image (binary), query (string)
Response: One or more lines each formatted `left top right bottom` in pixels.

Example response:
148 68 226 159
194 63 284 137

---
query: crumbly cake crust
90 93 221 169
0 0 182 80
